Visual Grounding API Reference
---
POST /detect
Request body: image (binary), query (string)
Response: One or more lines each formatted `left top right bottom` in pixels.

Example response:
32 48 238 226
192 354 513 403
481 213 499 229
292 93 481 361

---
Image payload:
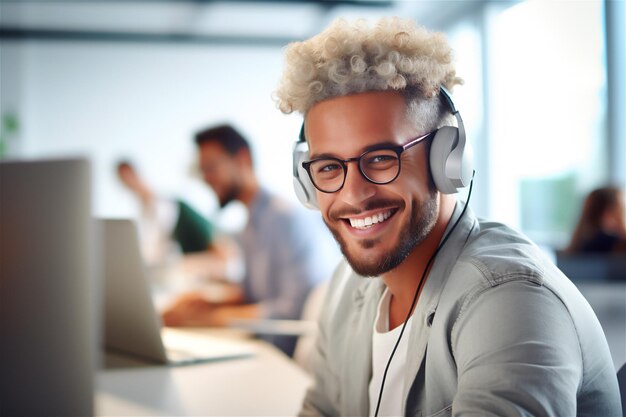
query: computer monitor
0 157 95 416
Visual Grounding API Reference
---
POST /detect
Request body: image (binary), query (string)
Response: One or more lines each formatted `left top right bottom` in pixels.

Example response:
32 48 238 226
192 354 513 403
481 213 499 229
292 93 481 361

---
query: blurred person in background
566 186 626 253
161 124 337 356
116 160 218 265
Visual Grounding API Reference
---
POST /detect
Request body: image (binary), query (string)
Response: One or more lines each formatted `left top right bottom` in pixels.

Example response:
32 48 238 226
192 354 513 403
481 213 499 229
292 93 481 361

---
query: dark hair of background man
194 124 250 155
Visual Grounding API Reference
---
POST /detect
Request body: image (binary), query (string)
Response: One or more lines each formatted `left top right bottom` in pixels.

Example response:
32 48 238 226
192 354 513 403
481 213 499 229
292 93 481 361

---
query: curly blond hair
274 17 462 131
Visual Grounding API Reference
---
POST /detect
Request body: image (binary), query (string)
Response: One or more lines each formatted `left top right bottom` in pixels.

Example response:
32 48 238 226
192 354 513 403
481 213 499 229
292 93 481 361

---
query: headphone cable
373 171 475 417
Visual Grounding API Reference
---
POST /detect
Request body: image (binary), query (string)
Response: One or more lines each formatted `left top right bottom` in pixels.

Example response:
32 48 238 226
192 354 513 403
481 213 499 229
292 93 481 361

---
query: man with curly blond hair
275 17 620 417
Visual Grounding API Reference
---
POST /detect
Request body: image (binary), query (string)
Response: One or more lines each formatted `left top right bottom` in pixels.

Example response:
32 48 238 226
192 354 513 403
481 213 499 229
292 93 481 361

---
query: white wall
3 40 303 220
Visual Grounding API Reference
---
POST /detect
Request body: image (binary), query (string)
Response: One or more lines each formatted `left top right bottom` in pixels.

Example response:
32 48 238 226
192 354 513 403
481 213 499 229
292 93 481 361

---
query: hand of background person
161 292 218 327
162 287 260 327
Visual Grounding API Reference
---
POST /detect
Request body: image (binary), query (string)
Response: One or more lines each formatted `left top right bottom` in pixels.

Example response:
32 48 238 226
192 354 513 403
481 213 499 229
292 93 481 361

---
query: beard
218 183 242 208
324 190 439 277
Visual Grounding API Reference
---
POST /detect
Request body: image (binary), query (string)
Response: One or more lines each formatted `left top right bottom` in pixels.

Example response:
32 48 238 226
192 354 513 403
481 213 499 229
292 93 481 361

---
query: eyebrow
308 140 398 160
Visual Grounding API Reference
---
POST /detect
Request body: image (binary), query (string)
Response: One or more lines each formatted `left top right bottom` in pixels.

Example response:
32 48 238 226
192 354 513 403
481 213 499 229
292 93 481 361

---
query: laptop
1 157 95 416
99 218 253 366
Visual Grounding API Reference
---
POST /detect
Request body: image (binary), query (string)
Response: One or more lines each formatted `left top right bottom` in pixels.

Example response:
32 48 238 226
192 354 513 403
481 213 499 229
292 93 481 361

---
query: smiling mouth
347 210 394 230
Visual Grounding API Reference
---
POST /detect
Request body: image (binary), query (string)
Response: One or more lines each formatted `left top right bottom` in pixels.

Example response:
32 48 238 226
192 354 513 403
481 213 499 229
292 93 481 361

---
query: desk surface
96 329 312 416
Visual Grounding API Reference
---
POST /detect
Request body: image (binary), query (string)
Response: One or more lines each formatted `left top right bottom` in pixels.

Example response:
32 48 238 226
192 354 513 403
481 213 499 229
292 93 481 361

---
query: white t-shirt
369 289 414 417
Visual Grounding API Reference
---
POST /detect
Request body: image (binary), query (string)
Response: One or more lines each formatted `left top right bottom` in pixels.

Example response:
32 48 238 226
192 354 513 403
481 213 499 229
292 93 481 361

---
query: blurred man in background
162 124 337 356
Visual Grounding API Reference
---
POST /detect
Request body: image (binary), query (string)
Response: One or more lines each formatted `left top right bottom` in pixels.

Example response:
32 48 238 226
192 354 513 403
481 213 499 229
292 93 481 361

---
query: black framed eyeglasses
302 130 437 193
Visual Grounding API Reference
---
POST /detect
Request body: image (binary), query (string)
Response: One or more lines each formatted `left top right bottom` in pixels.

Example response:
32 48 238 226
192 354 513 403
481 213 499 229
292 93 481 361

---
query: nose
338 162 377 206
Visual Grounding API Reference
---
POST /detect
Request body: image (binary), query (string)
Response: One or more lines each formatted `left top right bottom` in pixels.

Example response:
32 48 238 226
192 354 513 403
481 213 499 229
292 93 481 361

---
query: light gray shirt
238 188 337 353
301 202 621 417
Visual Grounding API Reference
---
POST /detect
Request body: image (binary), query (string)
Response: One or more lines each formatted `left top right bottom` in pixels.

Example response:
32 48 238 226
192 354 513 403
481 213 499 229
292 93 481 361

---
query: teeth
349 211 392 229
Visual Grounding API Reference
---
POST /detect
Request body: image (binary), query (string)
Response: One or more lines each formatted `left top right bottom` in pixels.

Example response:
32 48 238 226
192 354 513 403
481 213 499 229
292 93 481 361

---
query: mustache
328 198 403 221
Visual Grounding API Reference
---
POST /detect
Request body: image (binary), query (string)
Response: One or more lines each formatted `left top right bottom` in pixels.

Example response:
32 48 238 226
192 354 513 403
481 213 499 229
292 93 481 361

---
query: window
487 0 607 248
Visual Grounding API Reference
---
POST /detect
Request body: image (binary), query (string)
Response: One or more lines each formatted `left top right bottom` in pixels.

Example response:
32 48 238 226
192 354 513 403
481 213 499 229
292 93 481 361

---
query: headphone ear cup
429 126 460 194
292 141 318 209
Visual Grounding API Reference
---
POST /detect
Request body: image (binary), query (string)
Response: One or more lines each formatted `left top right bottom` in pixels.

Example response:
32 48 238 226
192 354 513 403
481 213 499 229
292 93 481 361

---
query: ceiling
0 0 486 46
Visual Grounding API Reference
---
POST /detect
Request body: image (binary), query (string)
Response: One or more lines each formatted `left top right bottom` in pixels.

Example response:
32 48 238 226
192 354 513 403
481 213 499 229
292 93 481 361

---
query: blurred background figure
162 124 338 356
566 186 626 254
116 160 217 265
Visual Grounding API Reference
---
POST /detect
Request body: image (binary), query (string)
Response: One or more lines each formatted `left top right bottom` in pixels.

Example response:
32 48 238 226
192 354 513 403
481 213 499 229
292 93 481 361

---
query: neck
383 193 456 329
238 178 260 208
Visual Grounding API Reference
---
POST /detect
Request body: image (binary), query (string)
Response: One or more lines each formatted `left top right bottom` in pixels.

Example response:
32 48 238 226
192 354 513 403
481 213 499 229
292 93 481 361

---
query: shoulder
459 219 553 286
438 218 608 363
251 191 300 232
435 220 555 304
259 191 308 225
436 218 588 338
255 190 292 217
263 191 329 235
441 219 577 310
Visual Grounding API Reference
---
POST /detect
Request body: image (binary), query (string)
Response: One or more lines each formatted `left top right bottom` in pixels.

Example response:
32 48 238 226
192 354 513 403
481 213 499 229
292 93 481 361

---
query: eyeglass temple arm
402 131 436 151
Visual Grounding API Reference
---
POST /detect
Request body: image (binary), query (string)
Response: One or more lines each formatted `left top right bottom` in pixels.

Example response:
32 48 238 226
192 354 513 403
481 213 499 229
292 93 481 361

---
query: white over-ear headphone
429 86 474 194
292 86 473 209
292 125 318 209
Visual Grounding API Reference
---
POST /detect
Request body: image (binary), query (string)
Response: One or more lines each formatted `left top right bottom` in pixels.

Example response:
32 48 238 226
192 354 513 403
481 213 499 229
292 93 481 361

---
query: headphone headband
439 86 458 114
298 123 306 143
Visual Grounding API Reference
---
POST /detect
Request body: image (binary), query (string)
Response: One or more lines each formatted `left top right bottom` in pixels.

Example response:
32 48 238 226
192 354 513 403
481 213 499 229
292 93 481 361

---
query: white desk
96 329 312 416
